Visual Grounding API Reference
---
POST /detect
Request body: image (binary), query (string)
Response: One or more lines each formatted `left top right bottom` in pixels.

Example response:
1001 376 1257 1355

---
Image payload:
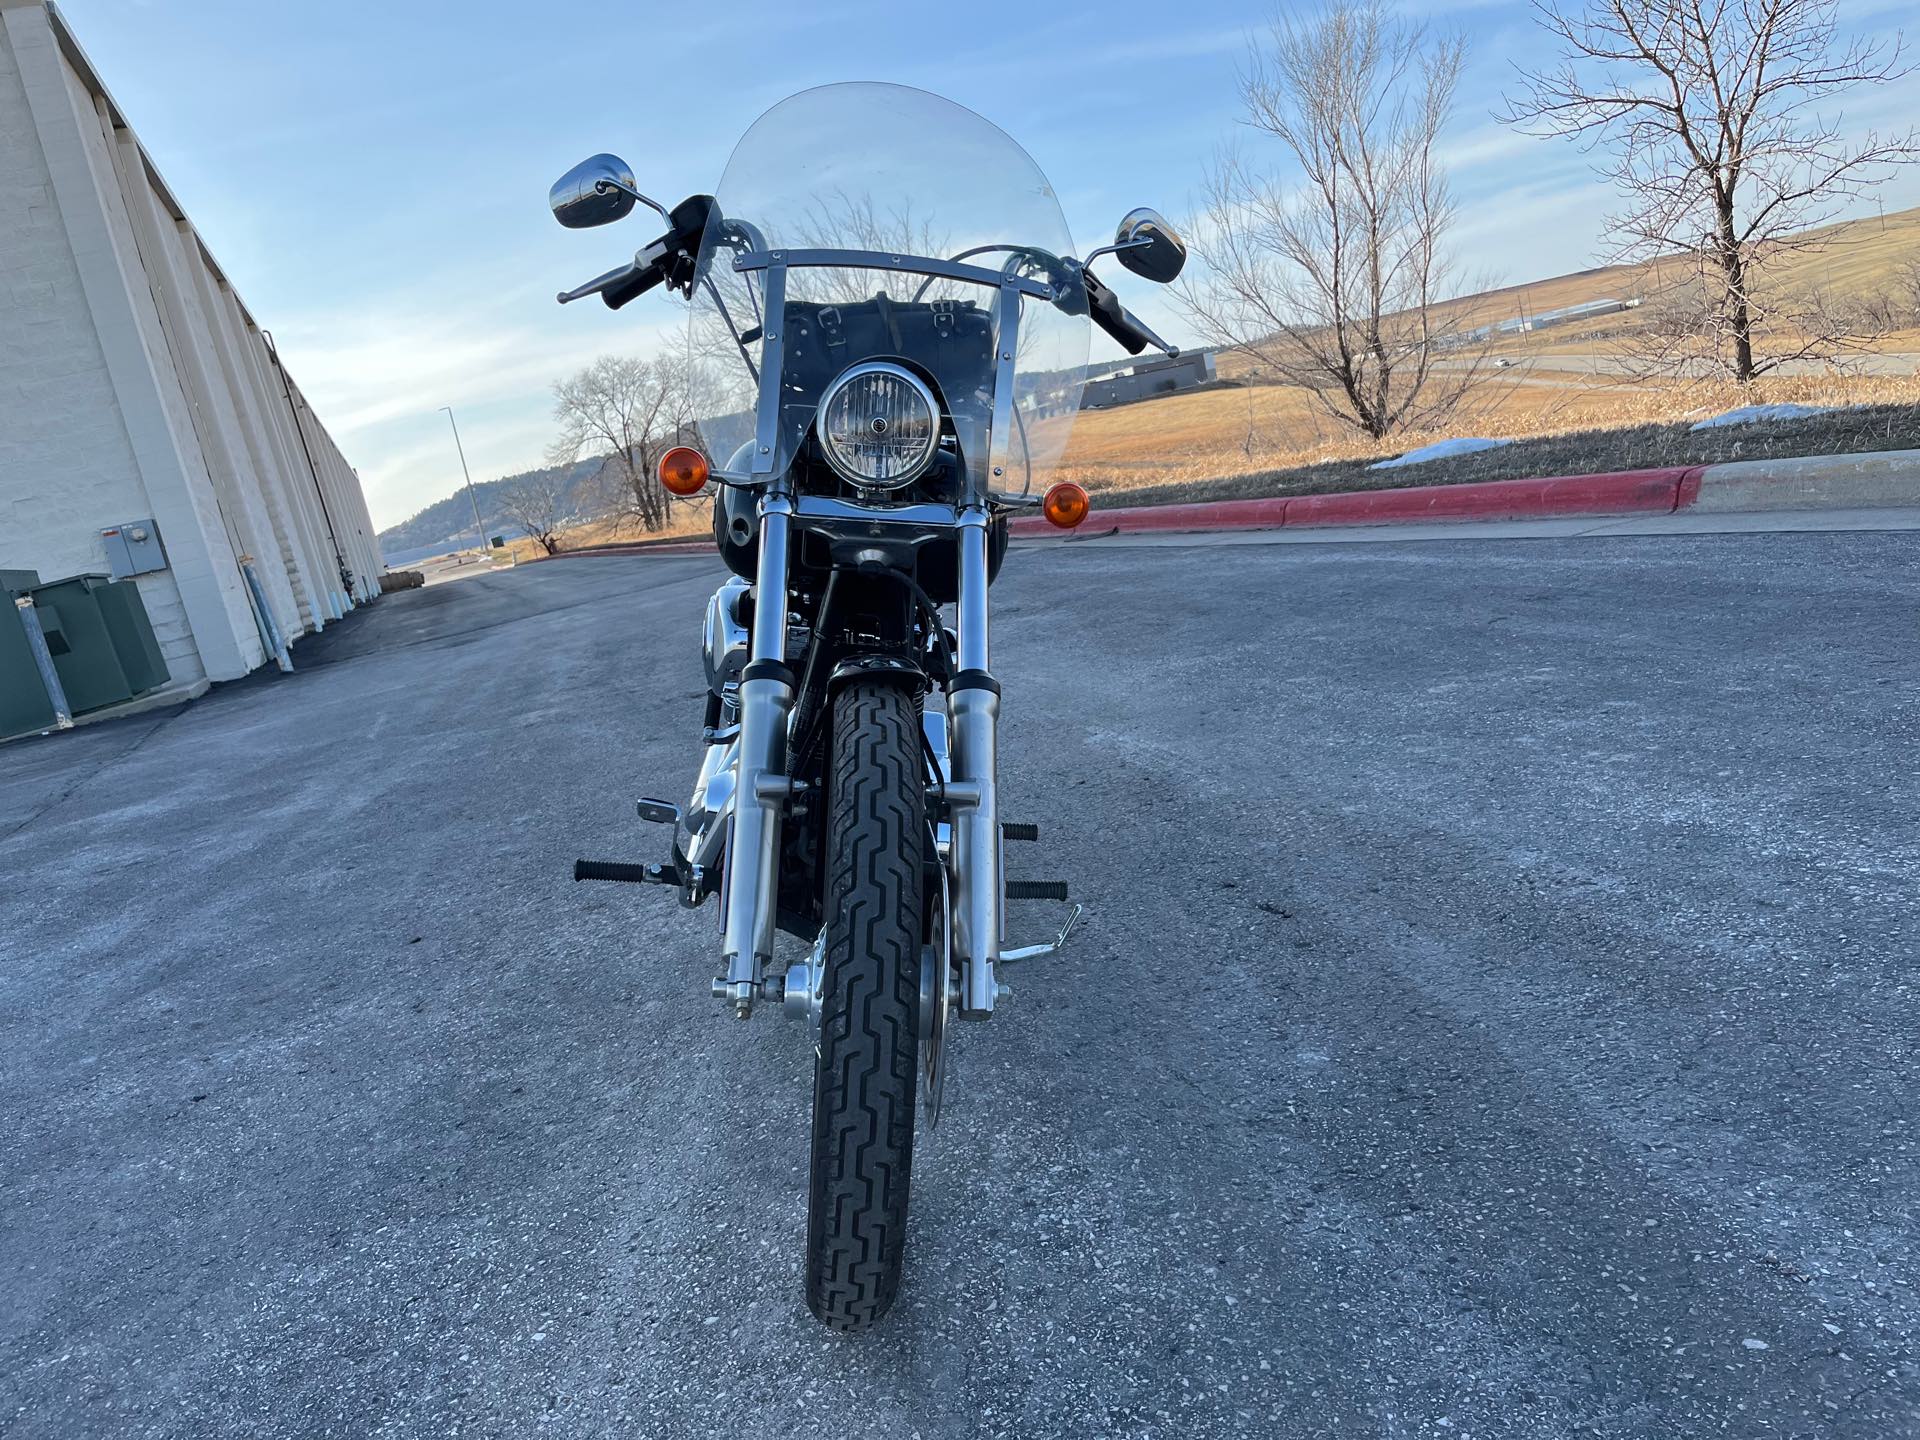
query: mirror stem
595 177 673 225
1081 236 1153 269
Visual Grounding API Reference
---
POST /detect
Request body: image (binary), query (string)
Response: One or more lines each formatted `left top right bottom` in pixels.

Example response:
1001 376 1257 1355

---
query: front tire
805 679 925 1331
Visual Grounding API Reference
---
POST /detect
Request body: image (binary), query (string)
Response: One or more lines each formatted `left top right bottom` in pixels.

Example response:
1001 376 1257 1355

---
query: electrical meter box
101 519 168 579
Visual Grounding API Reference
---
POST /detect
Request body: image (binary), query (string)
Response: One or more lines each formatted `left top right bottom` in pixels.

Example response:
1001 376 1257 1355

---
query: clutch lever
1118 307 1180 359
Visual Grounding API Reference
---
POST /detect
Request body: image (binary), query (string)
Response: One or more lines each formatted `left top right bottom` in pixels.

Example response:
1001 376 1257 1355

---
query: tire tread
805 680 924 1331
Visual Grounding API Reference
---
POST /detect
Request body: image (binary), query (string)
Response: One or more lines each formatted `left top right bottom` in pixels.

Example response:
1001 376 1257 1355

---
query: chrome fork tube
950 507 1003 1018
718 493 795 1017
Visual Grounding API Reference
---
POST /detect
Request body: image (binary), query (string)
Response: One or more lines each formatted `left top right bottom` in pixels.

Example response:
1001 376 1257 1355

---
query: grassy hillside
1206 204 1920 383
1449 204 1920 356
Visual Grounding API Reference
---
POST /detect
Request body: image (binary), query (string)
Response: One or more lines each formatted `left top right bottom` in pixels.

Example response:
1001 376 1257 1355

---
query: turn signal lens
1042 481 1090 529
659 446 709 496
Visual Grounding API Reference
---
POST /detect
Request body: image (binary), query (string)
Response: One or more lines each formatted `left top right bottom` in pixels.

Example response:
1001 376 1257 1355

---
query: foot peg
574 858 679 886
1002 821 1039 842
1006 879 1069 901
1001 903 1083 966
635 797 682 824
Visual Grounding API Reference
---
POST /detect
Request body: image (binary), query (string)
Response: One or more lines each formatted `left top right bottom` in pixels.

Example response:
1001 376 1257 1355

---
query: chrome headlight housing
815 362 940 491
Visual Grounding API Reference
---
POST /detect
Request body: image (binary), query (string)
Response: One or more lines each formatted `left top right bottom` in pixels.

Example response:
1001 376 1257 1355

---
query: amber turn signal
1042 481 1090 529
658 446 710 497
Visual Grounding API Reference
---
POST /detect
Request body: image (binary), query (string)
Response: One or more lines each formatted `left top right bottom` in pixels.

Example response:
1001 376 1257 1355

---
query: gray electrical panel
101 519 167 579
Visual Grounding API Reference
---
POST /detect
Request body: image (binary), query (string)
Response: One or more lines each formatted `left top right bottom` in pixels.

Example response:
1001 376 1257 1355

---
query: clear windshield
691 83 1089 492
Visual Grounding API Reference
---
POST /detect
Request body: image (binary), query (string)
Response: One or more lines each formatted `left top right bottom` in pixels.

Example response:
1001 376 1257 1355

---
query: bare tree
497 469 569 555
1504 0 1920 381
548 354 709 533
1898 256 1920 328
1178 3 1486 440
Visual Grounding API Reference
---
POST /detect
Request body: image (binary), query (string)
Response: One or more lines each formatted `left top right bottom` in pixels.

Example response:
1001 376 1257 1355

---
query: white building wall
99 123 267 673
0 9 169 648
0 0 382 689
66 83 235 681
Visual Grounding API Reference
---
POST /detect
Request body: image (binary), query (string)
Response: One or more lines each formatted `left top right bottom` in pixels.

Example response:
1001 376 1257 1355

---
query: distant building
1463 296 1643 343
0 0 380 690
1083 351 1218 408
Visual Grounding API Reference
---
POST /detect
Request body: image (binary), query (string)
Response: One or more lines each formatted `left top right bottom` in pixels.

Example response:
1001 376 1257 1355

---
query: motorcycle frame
709 247 1051 1019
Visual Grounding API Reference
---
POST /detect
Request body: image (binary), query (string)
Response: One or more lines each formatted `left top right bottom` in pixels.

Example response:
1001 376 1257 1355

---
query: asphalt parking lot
3 527 1916 1438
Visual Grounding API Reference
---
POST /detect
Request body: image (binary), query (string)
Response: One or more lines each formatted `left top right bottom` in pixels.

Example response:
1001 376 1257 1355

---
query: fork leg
950 508 1003 1019
717 495 794 1017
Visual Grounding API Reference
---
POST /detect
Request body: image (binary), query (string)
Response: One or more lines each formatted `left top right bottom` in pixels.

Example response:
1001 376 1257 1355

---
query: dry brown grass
493 502 713 562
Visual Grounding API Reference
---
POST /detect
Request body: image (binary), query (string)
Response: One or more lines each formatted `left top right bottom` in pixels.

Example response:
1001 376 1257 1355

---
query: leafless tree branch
548 353 716 534
1503 0 1920 381
1177 2 1490 439
497 470 570 556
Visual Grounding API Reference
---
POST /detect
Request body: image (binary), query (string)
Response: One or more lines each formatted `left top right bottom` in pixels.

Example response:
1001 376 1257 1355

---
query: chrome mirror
549 153 652 229
1112 208 1186 284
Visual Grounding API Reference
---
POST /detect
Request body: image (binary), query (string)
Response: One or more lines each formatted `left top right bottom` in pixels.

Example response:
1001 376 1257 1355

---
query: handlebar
561 197 1181 366
556 194 714 310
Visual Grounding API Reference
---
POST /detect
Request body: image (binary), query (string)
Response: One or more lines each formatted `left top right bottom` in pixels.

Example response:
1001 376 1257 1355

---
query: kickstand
999 904 1083 966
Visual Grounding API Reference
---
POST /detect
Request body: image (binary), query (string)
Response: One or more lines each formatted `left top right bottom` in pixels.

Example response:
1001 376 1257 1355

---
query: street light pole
438 405 488 558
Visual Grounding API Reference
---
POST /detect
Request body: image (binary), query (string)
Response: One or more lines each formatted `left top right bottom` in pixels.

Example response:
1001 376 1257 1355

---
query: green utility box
25 574 168 716
93 580 168 695
1 595 60 736
0 569 42 594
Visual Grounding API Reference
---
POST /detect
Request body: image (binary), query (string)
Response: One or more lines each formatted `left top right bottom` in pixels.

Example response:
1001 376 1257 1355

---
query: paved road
1433 350 1920 380
3 529 1917 1438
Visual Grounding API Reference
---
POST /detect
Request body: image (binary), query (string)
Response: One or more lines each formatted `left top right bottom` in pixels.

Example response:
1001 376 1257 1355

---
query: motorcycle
553 82 1184 1331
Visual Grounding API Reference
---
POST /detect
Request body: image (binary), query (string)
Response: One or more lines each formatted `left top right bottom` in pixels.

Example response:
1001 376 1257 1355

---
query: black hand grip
1084 271 1151 356
601 195 714 309
602 264 663 311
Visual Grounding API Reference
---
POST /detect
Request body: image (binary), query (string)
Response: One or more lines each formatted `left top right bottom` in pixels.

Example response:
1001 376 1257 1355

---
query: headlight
815 362 939 490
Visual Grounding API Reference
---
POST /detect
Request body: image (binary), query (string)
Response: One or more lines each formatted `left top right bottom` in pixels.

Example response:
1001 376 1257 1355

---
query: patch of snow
1367 437 1513 470
1689 403 1831 431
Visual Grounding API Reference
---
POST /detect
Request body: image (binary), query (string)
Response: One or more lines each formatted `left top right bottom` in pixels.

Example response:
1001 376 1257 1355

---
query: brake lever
556 260 640 306
1123 310 1180 359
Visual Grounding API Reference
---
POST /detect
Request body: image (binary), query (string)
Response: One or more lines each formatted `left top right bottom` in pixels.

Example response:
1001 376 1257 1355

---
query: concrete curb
1692 448 1920 513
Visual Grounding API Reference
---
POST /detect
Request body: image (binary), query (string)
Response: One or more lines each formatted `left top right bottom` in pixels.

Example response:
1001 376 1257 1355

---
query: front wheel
805 679 925 1331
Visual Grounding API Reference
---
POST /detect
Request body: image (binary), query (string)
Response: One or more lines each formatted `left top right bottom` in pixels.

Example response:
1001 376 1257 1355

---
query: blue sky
55 0 1920 528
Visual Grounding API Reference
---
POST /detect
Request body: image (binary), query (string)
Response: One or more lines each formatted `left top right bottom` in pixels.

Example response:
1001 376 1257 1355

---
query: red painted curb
1288 467 1697 526
1009 465 1706 539
1674 467 1706 509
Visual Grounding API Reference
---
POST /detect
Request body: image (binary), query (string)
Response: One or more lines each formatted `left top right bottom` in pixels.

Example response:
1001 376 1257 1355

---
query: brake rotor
919 862 954 1130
